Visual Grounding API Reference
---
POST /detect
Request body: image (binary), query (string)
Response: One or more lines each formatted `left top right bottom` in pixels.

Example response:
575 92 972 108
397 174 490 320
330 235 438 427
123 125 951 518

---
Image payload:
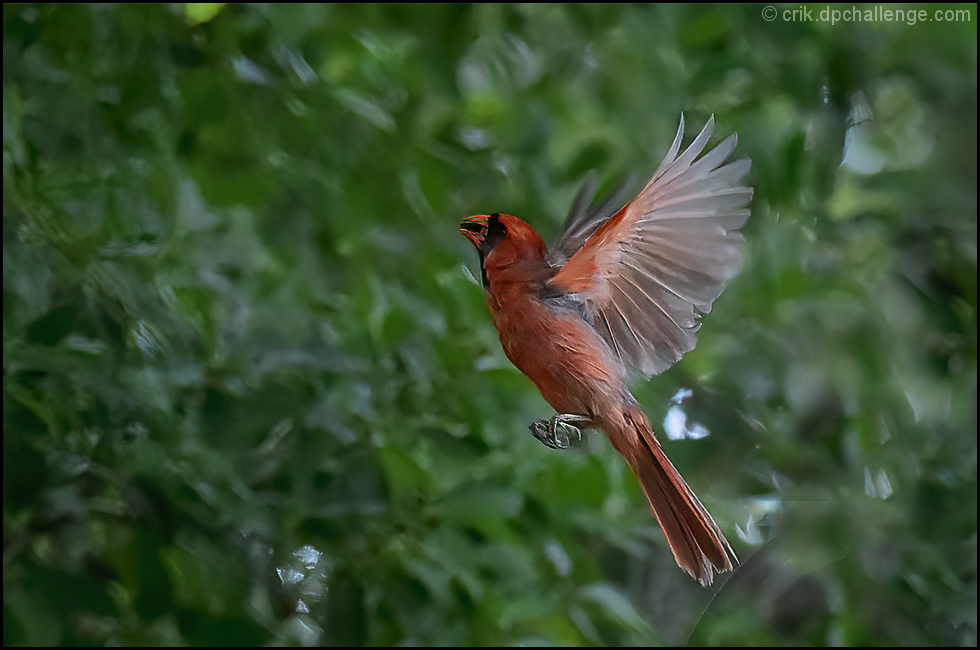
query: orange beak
459 215 489 248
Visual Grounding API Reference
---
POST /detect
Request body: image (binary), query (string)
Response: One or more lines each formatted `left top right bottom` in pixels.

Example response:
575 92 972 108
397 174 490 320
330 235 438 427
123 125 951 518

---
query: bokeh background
3 3 976 646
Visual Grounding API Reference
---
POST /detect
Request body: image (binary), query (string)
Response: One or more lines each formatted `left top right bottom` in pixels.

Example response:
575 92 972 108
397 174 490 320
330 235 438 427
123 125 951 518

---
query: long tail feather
612 407 736 586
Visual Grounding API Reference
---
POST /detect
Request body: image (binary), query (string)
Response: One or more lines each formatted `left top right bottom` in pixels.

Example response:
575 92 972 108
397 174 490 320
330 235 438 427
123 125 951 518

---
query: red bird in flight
460 116 752 585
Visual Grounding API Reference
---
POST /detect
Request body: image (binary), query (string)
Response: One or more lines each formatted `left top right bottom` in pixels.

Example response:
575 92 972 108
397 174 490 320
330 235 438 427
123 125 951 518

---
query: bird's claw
528 414 592 449
529 420 577 449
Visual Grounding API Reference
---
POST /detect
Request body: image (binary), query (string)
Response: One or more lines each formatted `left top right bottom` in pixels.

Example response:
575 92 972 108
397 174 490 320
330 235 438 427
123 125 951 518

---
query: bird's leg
528 414 595 449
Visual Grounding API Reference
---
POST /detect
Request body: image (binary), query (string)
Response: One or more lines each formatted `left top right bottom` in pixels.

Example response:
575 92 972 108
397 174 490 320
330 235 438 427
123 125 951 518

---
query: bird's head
460 213 549 288
459 213 547 272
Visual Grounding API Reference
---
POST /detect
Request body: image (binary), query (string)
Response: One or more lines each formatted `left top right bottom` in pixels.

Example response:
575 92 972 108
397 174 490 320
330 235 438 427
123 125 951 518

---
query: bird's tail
608 406 736 586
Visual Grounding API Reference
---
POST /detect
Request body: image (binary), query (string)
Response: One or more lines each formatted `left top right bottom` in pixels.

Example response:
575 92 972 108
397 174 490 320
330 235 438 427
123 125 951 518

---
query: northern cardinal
460 116 751 586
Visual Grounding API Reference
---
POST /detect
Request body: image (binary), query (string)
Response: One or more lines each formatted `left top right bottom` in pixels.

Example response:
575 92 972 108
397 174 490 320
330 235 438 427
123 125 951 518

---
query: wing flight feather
548 116 753 379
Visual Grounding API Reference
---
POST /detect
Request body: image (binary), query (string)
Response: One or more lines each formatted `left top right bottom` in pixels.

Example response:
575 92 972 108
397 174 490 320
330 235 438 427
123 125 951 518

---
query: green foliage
3 4 976 646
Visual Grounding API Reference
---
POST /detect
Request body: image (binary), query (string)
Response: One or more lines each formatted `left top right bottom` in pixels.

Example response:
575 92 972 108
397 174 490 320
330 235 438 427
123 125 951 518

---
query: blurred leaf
425 481 523 523
184 4 225 26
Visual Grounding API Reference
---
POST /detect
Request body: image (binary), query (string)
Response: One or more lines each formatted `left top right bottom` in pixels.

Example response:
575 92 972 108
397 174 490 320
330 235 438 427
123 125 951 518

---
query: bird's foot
528 413 594 449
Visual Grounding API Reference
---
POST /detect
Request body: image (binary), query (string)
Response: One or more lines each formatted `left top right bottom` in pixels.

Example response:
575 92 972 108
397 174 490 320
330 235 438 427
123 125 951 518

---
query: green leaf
184 3 226 26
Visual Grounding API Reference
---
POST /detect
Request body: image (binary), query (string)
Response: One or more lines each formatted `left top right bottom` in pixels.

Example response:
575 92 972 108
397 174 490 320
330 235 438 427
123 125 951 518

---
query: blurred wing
549 171 636 266
548 115 752 379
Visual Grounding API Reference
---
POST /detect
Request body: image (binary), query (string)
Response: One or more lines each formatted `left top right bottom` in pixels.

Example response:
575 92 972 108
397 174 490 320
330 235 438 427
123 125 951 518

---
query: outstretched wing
547 116 752 379
549 171 635 267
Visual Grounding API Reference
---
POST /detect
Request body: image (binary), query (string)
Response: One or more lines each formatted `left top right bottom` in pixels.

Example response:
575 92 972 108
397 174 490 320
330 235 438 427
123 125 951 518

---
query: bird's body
460 116 751 586
483 245 617 418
